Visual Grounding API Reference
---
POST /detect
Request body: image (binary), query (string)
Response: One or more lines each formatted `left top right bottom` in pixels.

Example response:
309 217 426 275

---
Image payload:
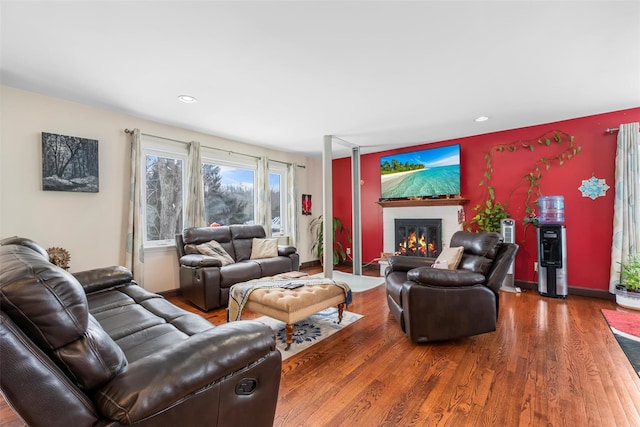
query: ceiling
2 1 639 158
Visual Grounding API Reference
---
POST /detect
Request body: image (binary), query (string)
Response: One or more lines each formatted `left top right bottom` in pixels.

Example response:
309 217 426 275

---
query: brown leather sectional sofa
0 237 281 427
176 225 299 311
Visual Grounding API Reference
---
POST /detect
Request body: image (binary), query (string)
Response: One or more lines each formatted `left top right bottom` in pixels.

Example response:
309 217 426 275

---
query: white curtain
609 122 640 292
287 162 299 247
125 129 145 286
256 156 272 236
185 141 206 227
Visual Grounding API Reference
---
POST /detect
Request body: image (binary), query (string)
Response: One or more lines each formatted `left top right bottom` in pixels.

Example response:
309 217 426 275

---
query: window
141 137 290 245
269 166 287 236
142 143 187 245
202 159 256 226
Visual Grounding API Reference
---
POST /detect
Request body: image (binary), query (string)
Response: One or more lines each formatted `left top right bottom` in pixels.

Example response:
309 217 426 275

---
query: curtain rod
605 127 640 134
124 129 305 168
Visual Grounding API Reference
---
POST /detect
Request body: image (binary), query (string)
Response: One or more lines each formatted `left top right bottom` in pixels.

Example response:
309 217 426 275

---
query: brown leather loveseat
176 225 299 311
0 237 281 427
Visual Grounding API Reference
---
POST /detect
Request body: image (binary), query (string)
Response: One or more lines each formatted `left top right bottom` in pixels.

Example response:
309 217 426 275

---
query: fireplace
395 219 442 258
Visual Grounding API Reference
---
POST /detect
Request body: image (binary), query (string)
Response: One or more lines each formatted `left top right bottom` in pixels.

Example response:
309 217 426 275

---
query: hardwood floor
2 267 639 426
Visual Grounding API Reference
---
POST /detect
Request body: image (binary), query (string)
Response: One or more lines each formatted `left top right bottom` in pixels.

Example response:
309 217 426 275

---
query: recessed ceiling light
178 95 197 103
475 116 489 122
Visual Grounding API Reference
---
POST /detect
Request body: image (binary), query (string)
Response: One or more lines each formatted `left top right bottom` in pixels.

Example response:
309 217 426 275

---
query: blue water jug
538 196 565 224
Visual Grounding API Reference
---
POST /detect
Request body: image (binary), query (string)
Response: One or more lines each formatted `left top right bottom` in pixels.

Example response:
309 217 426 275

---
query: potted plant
309 215 352 266
616 254 640 310
467 198 510 233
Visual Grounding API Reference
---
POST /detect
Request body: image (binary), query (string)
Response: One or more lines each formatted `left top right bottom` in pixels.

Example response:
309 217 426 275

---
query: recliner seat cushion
88 285 215 362
220 261 262 287
252 257 294 277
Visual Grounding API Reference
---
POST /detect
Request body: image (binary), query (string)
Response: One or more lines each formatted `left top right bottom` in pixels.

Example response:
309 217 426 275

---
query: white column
351 146 362 275
322 135 333 279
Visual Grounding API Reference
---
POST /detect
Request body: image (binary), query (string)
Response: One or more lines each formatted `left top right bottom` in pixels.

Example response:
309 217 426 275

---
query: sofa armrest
407 267 486 287
179 254 222 268
95 321 278 424
387 256 435 273
73 266 133 294
278 245 297 256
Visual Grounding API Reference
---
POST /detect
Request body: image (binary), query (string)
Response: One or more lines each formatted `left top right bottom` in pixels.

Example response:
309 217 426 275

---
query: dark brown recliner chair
385 231 518 343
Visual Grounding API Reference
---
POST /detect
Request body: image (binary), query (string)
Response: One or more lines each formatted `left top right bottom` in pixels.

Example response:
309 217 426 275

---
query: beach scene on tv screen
380 144 460 199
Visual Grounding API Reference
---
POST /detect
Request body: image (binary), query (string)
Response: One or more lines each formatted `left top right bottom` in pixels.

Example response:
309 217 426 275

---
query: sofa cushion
407 267 486 287
250 238 278 260
87 284 215 362
0 236 50 258
252 257 293 277
196 240 235 266
220 261 262 287
58 315 128 390
451 231 502 275
183 227 236 260
179 254 223 268
0 244 127 390
230 225 266 261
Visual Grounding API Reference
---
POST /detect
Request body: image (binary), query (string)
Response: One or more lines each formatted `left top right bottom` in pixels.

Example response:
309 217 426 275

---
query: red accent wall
332 108 639 291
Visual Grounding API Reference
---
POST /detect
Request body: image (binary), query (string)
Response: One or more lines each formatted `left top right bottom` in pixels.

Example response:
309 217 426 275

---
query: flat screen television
380 144 461 200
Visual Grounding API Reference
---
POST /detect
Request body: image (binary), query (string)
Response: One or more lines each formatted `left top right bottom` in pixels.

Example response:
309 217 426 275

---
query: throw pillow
195 240 235 266
432 259 449 269
433 246 464 270
250 238 279 260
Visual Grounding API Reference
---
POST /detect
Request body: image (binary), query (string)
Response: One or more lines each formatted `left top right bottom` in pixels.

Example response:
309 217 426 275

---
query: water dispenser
537 224 568 298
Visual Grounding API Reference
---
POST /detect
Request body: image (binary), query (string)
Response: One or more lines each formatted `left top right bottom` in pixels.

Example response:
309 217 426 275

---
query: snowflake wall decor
578 176 610 200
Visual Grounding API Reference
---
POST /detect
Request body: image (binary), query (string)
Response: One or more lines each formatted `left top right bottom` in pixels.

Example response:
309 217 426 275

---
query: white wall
0 86 322 292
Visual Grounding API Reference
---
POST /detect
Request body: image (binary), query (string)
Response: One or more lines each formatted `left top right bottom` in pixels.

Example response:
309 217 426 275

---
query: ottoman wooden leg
337 303 344 324
285 323 294 350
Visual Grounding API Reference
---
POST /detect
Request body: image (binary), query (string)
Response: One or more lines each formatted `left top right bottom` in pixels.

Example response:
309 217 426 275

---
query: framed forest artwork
42 132 99 192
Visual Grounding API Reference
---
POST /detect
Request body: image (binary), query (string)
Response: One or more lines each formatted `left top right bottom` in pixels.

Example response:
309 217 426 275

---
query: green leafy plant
619 254 640 291
310 215 352 265
468 198 510 233
467 129 580 235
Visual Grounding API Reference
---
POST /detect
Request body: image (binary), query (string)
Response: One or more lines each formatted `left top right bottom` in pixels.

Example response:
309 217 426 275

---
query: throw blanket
228 277 353 322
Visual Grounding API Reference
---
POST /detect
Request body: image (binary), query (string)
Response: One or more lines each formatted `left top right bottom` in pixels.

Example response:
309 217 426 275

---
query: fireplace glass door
395 219 442 258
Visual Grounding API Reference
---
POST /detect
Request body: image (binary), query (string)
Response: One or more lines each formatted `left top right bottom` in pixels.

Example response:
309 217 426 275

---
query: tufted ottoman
229 276 350 350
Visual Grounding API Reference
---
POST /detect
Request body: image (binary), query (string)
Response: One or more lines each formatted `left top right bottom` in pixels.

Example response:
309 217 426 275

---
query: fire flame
398 230 435 257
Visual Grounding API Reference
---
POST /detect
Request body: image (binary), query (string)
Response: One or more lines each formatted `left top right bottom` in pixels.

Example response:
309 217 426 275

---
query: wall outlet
534 262 538 272
346 247 351 255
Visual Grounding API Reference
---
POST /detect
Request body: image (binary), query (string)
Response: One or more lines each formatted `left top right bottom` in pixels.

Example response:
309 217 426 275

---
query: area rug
310 271 384 292
601 309 640 377
255 307 363 360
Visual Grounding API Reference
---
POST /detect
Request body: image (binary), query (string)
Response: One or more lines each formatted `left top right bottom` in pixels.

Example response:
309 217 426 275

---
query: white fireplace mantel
376 197 467 208
382 204 465 255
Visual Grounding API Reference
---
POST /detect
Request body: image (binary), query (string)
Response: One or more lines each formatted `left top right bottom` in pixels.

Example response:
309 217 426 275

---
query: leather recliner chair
385 231 518 343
